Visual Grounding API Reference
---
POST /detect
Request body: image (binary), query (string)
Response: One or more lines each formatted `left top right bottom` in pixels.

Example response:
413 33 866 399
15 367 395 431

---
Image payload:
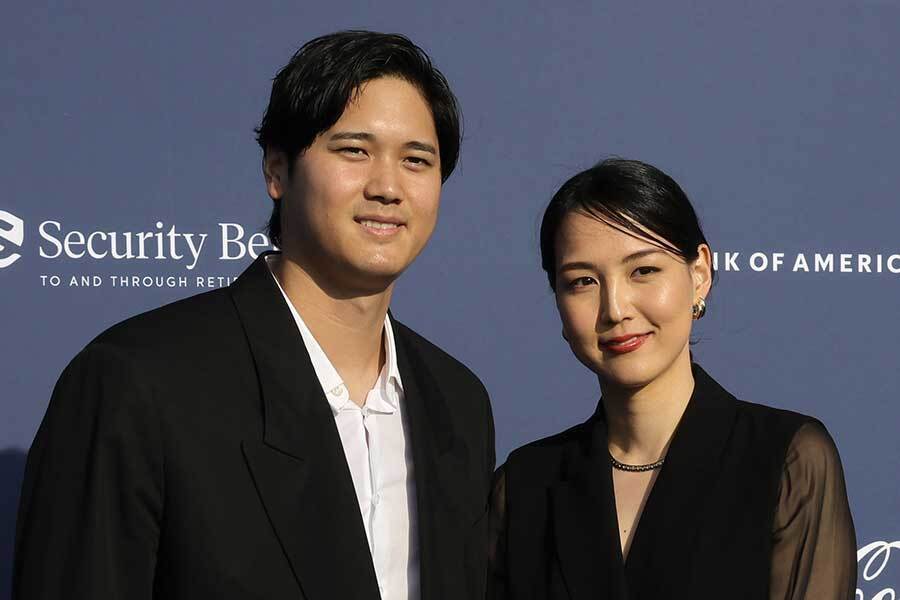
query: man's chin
333 260 406 297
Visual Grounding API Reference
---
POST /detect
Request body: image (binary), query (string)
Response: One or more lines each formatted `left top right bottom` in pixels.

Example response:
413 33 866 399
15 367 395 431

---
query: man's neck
272 254 392 406
601 348 695 465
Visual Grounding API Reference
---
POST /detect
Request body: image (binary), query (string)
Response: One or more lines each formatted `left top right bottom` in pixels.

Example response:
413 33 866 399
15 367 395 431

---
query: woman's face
553 210 712 390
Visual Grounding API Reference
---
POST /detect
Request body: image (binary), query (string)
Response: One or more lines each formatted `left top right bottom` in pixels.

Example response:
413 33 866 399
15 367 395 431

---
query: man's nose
364 158 402 204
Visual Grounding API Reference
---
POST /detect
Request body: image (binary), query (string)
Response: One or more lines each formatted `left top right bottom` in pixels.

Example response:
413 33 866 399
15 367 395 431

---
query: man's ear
262 149 289 201
691 243 713 298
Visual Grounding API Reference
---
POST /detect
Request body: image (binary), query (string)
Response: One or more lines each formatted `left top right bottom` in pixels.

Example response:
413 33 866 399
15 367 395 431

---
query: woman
488 159 856 599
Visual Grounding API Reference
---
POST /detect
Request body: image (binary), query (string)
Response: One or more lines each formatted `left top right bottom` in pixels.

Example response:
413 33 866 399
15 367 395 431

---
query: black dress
488 364 856 599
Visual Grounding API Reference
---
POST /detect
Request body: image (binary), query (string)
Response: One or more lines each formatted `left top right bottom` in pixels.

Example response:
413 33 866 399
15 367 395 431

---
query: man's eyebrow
328 131 374 142
404 141 437 155
328 132 436 155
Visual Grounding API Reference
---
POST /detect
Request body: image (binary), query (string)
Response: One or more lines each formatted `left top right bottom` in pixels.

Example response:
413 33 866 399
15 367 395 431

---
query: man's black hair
256 30 462 248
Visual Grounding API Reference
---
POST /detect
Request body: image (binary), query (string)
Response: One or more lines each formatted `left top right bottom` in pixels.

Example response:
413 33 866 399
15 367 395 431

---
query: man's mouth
355 216 405 236
357 219 401 230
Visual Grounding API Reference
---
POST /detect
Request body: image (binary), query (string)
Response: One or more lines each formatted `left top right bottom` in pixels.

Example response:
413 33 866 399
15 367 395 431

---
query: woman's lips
600 333 651 354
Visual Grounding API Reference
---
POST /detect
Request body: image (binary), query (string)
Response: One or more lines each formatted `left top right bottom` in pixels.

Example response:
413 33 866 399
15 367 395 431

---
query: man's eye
339 147 366 156
405 156 432 167
634 266 660 276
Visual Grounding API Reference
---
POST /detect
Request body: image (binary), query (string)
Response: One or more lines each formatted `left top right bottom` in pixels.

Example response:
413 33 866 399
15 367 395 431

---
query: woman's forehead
556 210 677 258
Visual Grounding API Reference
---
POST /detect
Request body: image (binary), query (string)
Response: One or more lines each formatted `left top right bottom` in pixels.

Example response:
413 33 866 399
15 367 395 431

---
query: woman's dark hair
255 30 462 248
539 158 714 291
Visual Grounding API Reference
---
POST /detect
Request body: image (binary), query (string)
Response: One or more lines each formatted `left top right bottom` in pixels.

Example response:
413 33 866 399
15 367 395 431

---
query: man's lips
354 216 405 235
599 333 651 354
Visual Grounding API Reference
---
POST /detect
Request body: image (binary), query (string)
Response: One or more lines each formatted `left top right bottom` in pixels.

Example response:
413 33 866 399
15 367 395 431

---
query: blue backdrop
2 2 898 597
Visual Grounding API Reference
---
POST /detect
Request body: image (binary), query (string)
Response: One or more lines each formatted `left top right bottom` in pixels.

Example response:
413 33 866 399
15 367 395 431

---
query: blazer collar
229 253 471 600
551 417 629 600
229 253 381 600
393 321 474 600
552 364 738 600
623 364 738 595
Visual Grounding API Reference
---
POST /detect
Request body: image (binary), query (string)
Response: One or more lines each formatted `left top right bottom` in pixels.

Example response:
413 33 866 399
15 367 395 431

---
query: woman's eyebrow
558 260 597 273
622 249 666 262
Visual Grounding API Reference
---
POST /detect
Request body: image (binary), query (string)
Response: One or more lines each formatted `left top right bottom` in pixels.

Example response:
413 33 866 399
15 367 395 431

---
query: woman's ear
691 243 713 298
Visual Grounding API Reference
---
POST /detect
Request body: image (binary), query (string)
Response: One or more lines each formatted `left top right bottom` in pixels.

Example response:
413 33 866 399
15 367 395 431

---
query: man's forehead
326 78 438 141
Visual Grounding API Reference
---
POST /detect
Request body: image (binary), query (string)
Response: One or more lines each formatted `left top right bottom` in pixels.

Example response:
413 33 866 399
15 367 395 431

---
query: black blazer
14 253 495 600
490 364 856 600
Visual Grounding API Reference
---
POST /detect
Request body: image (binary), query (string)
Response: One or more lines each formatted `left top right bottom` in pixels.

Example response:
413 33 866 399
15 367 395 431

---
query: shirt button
373 493 381 505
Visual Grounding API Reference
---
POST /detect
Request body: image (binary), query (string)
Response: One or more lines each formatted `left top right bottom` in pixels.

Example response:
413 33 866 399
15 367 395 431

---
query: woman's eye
634 266 659 277
569 276 597 288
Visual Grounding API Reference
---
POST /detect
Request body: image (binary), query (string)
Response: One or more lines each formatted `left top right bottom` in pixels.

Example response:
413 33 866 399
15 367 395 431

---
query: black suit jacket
490 365 854 599
14 253 495 600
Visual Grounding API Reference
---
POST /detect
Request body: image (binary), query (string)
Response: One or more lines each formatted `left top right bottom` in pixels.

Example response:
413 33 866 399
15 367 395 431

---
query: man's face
265 76 442 295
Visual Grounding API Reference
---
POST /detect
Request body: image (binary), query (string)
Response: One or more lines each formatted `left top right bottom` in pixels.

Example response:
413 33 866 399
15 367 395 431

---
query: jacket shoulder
90 287 237 357
392 318 486 394
502 418 595 484
732 397 817 440
694 365 815 449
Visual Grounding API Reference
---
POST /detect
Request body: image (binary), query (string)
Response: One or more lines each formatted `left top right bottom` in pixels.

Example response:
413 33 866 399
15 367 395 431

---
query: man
14 31 494 600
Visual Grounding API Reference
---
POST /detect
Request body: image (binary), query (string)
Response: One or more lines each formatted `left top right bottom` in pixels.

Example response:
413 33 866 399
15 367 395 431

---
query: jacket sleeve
487 466 508 600
768 420 857 600
14 343 164 600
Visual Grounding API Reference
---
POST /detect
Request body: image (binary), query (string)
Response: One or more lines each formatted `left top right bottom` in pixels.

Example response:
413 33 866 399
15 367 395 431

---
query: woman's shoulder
780 419 844 480
733 397 840 458
694 365 839 466
732 396 819 432
733 399 842 472
693 364 822 441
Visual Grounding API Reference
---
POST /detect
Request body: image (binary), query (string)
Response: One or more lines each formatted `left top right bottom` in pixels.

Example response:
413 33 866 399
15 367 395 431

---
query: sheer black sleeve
487 466 508 600
769 421 857 599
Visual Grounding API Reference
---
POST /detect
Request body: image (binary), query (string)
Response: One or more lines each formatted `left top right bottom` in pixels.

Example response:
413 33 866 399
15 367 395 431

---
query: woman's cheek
644 281 688 323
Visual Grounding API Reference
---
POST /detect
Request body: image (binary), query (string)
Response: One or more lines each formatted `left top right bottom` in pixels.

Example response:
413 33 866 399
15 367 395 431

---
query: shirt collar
266 255 403 415
380 315 404 403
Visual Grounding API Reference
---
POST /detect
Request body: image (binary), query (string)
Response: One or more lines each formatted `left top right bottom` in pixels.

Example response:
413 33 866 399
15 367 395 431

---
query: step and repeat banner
2 2 898 598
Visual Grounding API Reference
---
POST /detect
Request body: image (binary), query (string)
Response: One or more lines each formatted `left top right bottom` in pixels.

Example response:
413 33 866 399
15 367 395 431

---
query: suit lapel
230 254 381 600
623 364 738 597
551 418 629 600
393 323 473 600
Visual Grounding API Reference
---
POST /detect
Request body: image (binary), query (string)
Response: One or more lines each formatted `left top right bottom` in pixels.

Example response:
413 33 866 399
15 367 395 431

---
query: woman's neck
601 348 695 464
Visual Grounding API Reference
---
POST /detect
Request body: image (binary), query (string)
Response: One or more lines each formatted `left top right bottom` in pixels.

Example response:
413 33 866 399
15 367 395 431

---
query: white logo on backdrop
0 209 25 269
712 251 900 274
0 216 274 289
858 541 900 600
4 215 900 288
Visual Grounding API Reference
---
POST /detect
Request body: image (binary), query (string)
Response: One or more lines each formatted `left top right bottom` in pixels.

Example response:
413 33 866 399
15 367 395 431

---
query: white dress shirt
268 260 419 600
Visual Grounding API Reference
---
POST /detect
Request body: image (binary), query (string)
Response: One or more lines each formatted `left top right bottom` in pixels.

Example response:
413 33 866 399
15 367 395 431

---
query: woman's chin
597 368 653 389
